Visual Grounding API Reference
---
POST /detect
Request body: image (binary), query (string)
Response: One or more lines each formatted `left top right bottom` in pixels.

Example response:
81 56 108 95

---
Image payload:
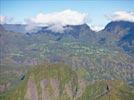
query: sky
0 0 134 31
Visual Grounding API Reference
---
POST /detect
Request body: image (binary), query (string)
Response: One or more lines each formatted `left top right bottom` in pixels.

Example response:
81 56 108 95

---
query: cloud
0 16 13 24
47 24 65 33
90 24 104 32
26 9 87 32
0 16 7 24
105 11 134 22
28 9 87 26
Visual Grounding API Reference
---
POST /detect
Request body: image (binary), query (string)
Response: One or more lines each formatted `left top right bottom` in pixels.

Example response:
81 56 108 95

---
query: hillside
0 21 134 100
0 63 134 100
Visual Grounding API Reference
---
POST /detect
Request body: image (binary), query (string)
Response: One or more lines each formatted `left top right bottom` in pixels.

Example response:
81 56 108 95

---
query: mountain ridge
0 20 134 100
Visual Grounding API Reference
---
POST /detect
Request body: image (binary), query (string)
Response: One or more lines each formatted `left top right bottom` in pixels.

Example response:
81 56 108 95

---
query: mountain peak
0 24 5 31
104 20 134 33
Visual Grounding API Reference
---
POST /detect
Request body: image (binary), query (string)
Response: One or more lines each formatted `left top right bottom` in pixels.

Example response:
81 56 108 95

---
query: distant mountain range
1 21 134 57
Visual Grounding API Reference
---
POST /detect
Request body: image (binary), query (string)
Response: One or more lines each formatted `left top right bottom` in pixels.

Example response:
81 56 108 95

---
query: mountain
97 21 134 57
26 24 96 42
118 26 134 57
2 24 27 33
0 21 134 100
104 21 134 37
0 25 5 31
98 21 134 42
104 21 134 56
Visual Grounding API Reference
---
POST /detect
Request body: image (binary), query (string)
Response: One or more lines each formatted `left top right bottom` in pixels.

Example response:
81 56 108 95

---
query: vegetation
0 63 134 100
0 21 134 100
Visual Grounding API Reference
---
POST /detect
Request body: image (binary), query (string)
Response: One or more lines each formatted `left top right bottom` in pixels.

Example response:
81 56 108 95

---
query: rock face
25 77 38 100
0 83 10 93
40 79 50 100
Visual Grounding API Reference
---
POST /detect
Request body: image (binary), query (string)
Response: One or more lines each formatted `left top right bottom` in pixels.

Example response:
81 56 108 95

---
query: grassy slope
78 80 134 100
0 63 134 100
0 63 78 100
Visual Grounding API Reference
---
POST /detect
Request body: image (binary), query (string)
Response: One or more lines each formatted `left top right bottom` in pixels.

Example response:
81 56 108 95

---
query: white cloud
28 9 87 26
105 11 134 22
0 16 13 24
47 24 64 33
0 16 7 24
26 9 87 32
90 24 104 32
